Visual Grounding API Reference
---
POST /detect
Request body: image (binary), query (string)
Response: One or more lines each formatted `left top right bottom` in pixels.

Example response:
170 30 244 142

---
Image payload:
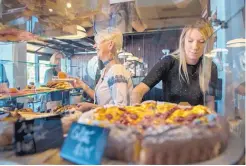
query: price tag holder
60 122 110 165
14 115 64 155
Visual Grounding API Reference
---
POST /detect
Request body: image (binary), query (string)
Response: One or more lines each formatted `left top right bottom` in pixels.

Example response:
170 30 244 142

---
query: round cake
79 101 230 164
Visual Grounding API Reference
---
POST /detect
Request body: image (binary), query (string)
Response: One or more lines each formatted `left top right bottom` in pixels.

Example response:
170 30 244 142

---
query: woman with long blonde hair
131 19 217 110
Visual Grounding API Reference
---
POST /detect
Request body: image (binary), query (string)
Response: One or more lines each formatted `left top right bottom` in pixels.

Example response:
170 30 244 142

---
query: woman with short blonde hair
74 28 133 111
132 19 217 110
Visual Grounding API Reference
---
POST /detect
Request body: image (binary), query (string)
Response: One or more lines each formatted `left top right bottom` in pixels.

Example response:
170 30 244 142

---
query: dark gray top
142 55 218 105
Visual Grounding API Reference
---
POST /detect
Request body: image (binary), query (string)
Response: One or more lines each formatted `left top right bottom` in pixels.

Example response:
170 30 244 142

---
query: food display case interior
0 0 244 117
0 0 245 164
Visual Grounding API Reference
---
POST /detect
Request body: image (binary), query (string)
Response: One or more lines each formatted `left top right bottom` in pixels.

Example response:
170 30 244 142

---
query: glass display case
0 0 245 165
207 0 245 141
0 53 77 112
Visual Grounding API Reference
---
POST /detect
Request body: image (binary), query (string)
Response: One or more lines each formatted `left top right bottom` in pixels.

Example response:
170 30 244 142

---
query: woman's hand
73 78 87 90
72 77 95 100
76 102 97 112
131 83 150 105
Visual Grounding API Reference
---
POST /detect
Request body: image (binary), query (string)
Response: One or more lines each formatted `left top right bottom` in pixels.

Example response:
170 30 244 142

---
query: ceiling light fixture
211 48 228 53
226 38 246 45
110 0 134 4
118 51 133 58
205 53 216 58
227 43 246 48
49 8 53 12
66 3 72 8
162 49 170 55
226 38 246 48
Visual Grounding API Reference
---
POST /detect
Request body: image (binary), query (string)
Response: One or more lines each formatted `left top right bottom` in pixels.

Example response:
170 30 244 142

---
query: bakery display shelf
0 133 244 165
0 59 56 67
0 88 77 100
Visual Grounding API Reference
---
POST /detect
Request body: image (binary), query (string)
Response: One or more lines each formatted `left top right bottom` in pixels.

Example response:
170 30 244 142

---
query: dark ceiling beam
27 50 53 56
80 37 95 46
43 39 64 46
43 39 76 50
28 41 59 50
74 47 90 51
55 38 95 51
28 41 73 55
123 27 183 36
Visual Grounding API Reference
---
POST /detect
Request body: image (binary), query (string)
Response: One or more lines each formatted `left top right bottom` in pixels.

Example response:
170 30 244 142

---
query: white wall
0 42 27 89
12 43 28 89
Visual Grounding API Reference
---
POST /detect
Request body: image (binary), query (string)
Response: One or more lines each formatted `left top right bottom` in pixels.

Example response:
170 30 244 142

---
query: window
39 60 50 85
26 53 35 85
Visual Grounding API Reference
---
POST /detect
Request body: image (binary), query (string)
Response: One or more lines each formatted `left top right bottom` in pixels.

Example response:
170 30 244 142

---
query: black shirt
142 55 218 105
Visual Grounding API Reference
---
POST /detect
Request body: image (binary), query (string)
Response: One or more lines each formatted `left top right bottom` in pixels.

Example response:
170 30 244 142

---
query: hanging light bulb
226 38 246 48
226 38 246 45
66 3 72 8
227 43 246 48
118 51 133 58
211 48 228 54
49 8 53 12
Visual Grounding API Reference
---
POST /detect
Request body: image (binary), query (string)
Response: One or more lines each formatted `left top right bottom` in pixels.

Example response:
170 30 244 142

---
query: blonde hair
94 27 123 56
173 19 214 93
50 51 65 65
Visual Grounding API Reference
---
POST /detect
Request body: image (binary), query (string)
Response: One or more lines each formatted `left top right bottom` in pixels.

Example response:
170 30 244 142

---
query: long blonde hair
173 19 214 93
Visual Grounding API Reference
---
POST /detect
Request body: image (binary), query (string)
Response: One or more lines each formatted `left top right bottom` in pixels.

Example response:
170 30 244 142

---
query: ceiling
27 37 96 56
0 0 209 56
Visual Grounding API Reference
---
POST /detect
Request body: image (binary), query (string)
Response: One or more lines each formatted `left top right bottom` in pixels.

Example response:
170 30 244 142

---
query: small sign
14 115 64 155
60 122 110 165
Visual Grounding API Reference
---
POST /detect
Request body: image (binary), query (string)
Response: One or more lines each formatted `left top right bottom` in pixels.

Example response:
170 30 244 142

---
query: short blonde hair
50 51 64 65
174 19 215 93
94 27 123 53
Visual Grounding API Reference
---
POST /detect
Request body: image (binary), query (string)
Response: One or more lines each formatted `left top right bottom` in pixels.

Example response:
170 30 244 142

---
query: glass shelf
0 60 83 68
0 88 79 101
0 59 57 67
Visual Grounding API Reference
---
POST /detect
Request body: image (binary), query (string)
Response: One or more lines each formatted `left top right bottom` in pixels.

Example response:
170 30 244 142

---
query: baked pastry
104 125 140 163
50 105 82 134
23 87 54 92
60 109 82 134
79 102 229 164
139 117 229 164
92 102 213 127
53 105 77 114
15 108 33 112
46 81 73 89
0 109 58 147
58 72 68 79
8 88 19 93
